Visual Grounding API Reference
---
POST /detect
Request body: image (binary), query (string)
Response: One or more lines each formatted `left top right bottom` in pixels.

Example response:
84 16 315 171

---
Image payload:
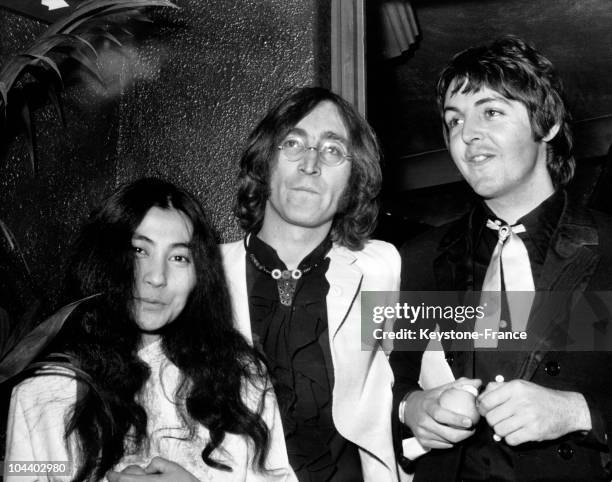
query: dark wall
115 0 331 240
368 0 612 244
0 0 330 311
368 0 612 160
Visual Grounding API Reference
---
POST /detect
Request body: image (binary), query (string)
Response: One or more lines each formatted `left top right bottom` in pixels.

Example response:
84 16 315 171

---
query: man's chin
469 180 503 200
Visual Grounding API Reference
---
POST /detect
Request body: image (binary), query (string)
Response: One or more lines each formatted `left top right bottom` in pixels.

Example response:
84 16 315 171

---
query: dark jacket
391 194 612 482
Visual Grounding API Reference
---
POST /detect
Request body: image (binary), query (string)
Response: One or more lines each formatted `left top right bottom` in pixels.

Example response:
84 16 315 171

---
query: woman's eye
171 254 191 263
485 109 502 118
133 246 146 257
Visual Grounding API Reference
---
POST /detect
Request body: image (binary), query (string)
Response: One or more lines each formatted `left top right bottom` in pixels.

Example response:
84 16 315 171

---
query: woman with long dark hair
4 178 294 481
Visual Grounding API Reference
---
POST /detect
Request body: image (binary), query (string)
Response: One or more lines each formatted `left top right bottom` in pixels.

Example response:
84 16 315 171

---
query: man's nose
298 147 322 175
461 115 484 144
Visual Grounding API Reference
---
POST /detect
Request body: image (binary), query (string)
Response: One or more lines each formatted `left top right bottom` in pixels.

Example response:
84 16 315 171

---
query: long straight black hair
52 177 270 481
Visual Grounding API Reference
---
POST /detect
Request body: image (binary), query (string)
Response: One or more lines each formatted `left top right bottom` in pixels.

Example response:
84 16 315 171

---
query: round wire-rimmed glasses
277 138 352 167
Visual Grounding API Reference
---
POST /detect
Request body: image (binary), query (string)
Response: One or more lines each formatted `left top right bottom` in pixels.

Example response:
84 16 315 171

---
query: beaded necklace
244 236 325 306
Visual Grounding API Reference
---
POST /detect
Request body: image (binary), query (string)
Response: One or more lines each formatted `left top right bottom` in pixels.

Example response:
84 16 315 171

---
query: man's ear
542 123 561 142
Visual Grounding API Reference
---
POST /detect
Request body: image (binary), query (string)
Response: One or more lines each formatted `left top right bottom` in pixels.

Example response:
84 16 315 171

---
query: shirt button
499 319 508 329
544 360 561 376
330 286 342 297
557 442 574 460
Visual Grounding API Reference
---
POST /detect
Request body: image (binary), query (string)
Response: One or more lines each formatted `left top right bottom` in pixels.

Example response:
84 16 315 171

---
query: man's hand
107 457 200 482
402 377 482 449
477 379 592 446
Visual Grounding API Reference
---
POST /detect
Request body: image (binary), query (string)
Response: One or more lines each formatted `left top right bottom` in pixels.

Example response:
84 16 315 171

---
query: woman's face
131 207 196 344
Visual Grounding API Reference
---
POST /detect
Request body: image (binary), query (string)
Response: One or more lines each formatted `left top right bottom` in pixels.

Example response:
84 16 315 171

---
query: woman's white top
4 339 295 481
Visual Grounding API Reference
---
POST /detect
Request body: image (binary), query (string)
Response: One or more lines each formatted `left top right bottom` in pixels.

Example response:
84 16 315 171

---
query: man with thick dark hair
223 86 402 481
391 36 612 481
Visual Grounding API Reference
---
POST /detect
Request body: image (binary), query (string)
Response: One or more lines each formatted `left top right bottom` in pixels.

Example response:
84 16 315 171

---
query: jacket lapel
325 246 400 479
325 246 362 339
221 241 253 343
433 211 475 378
519 200 600 379
537 200 599 291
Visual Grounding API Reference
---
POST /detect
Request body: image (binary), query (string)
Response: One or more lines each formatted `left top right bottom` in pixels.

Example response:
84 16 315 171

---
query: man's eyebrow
321 131 349 143
474 96 512 107
286 127 307 137
444 95 512 114
286 128 348 144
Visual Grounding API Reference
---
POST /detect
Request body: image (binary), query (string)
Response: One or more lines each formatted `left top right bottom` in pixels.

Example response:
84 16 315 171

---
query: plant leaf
26 34 71 57
0 218 17 252
47 85 66 127
65 48 104 85
20 102 37 175
47 0 177 36
0 218 33 278
23 54 63 83
98 31 123 47
0 0 178 160
0 299 43 355
0 80 7 109
0 0 176 94
0 56 40 92
0 294 100 384
71 34 99 58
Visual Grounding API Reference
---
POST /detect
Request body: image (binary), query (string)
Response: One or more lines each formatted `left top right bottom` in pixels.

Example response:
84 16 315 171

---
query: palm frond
0 0 176 95
20 101 36 174
46 84 66 128
0 219 18 252
0 0 178 171
0 80 7 112
46 0 176 36
24 54 63 81
0 218 33 280
97 31 123 47
0 294 100 384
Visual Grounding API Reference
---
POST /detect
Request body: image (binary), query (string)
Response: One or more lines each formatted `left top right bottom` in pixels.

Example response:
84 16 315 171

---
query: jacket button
557 442 574 460
544 361 561 376
445 353 455 366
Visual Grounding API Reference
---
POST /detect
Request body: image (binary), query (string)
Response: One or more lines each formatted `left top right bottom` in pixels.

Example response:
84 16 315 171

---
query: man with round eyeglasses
222 87 403 481
277 135 353 167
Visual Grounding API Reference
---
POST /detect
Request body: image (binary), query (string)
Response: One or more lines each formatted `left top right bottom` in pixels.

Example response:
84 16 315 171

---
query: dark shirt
245 235 362 482
472 190 564 291
460 190 565 482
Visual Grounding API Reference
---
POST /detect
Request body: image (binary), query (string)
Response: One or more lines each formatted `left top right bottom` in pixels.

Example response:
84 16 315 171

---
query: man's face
443 83 554 203
264 101 352 234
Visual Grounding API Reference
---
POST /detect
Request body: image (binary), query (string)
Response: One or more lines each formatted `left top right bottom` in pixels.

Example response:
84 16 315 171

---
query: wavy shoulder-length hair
436 35 575 188
52 178 269 481
234 86 382 250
